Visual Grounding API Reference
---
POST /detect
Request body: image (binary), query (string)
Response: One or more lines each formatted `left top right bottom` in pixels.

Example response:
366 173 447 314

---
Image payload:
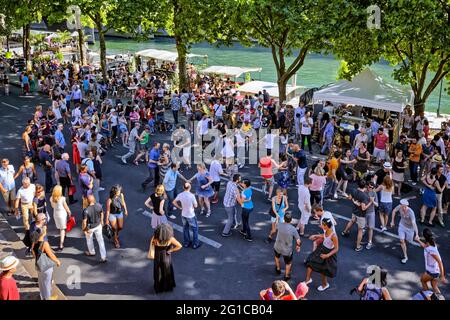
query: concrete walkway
0 213 66 300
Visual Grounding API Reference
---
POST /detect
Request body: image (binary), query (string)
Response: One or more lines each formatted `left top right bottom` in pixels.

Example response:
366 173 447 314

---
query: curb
0 213 67 300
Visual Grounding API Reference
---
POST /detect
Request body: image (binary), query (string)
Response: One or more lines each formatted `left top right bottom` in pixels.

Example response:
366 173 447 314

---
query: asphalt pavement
0 86 448 300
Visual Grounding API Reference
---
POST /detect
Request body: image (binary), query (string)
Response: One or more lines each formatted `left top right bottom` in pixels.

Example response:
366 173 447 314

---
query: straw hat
0 256 19 272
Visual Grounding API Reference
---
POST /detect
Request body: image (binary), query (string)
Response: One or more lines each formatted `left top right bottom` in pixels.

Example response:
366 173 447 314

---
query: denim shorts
379 202 392 215
426 271 440 279
109 212 124 222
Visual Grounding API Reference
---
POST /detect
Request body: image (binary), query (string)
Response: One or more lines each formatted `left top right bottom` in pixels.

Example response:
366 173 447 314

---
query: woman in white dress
221 136 235 170
50 185 72 251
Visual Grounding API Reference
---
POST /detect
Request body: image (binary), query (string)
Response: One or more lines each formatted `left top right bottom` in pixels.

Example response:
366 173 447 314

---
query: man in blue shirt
321 117 336 155
54 124 66 153
293 144 308 186
163 163 188 219
349 123 360 147
141 142 161 191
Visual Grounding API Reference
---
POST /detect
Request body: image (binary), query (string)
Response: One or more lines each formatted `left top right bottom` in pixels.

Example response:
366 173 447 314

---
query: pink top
310 174 327 191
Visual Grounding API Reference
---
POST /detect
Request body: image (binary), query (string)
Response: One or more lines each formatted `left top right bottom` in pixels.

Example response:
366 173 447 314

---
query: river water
89 37 449 113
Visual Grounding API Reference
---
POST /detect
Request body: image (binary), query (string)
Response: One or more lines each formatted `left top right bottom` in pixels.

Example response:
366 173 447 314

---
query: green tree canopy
333 0 450 114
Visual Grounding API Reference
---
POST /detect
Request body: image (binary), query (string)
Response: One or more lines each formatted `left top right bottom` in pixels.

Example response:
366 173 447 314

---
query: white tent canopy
238 81 302 100
313 68 413 112
135 49 207 63
202 65 262 78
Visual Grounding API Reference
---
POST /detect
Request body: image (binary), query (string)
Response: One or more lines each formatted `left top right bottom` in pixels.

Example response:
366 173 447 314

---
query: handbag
36 243 56 272
66 216 76 232
103 224 113 239
68 184 77 196
147 238 155 260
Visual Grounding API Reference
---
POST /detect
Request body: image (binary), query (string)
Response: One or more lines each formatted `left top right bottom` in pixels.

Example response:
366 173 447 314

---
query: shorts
212 181 221 192
299 209 311 225
270 216 278 224
373 147 386 160
365 212 375 229
352 214 366 229
379 202 392 215
109 212 124 222
274 249 293 264
426 271 440 279
262 176 274 184
398 225 414 243
2 188 16 204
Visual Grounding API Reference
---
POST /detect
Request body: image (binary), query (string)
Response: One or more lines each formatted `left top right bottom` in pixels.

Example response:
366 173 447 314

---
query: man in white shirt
173 183 202 249
121 122 141 164
296 177 312 236
14 177 36 231
0 159 16 215
300 111 313 153
197 114 211 150
213 100 224 123
209 157 225 203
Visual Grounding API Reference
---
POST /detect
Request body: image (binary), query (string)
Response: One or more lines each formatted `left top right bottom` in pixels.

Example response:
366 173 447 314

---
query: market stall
201 65 262 82
238 80 303 101
313 68 414 147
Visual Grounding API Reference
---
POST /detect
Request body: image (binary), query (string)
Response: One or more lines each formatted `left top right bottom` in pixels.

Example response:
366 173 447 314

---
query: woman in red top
72 136 81 173
0 256 20 300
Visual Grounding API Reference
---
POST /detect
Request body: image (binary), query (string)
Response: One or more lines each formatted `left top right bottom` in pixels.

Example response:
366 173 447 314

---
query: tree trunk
6 35 9 51
97 27 107 81
77 28 86 65
24 24 31 71
277 77 288 104
413 95 425 116
175 35 189 92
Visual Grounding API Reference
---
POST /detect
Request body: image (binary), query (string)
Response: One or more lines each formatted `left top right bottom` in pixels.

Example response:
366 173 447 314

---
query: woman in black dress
148 223 182 294
305 218 339 292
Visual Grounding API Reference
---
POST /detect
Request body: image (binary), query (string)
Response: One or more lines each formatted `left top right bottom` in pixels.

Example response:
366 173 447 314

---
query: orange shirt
327 158 339 178
408 143 422 163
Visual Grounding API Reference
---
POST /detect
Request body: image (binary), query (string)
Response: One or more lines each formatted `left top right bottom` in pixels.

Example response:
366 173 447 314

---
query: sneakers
192 243 203 250
121 157 127 165
341 192 349 198
401 256 408 264
438 220 446 228
380 226 387 232
238 163 244 169
366 242 373 250
317 284 330 292
98 187 105 192
169 215 176 220
355 246 363 252
206 212 211 218
221 232 232 237
305 279 313 285
239 230 247 236
232 223 241 230
244 236 253 242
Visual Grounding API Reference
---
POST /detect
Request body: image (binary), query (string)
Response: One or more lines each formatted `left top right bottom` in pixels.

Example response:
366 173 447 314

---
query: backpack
361 285 383 300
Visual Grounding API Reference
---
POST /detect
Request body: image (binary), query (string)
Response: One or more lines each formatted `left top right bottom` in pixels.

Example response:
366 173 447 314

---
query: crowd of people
0 54 448 301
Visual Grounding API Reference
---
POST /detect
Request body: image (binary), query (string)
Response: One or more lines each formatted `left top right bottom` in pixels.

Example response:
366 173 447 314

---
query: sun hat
0 256 19 272
383 162 392 169
295 282 309 299
400 199 409 206
434 155 443 162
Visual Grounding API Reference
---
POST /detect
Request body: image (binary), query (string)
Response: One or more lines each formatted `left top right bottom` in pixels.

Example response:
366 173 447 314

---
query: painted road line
329 211 420 247
1 102 20 110
139 209 222 249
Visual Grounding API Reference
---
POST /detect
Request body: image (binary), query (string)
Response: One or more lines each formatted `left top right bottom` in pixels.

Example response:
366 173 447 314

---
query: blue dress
422 187 437 208
195 172 214 198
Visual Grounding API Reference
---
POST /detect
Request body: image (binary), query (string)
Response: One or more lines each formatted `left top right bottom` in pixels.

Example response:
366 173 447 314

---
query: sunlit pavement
0 87 448 300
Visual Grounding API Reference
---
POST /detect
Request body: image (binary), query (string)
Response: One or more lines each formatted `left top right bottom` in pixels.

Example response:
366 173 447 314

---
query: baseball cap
400 199 409 206
0 256 19 271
